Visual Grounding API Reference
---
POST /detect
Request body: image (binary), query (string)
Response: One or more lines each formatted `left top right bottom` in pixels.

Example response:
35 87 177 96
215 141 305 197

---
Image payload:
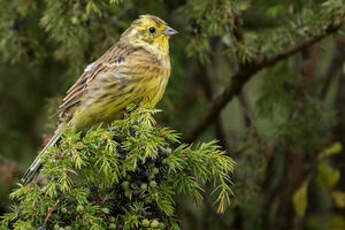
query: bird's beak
163 26 178 36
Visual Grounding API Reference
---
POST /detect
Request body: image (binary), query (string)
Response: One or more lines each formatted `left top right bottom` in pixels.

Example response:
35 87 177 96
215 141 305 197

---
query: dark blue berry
119 155 126 160
57 190 62 197
90 185 98 193
189 18 201 34
155 157 163 166
117 146 125 154
87 194 94 202
146 157 154 163
110 204 123 216
155 174 167 183
106 186 114 193
11 20 20 31
129 127 136 137
190 18 197 28
142 170 150 178
155 175 161 183
137 161 144 169
112 135 121 143
47 175 52 181
158 150 167 159
18 206 24 211
38 226 46 230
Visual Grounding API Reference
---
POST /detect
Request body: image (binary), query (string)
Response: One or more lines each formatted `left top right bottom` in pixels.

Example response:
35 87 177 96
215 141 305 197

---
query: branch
43 200 59 227
183 22 344 143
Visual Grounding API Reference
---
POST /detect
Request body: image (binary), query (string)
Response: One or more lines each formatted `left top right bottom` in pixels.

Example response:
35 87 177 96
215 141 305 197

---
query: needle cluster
0 105 234 230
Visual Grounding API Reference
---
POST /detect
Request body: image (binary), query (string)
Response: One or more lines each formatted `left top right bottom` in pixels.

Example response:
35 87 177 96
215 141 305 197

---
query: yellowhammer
22 15 177 184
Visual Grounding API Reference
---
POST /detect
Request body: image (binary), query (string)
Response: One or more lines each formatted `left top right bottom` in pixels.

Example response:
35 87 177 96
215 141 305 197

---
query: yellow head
121 15 178 60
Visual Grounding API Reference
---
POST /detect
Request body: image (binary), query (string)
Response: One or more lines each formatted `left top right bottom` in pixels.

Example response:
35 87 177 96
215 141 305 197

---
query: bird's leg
122 109 129 119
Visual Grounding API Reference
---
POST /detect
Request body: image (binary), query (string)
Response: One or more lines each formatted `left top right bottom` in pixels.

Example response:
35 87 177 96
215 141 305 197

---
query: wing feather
57 40 165 128
57 42 138 120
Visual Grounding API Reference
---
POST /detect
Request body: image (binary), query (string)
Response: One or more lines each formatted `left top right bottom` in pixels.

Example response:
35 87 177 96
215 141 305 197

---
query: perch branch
183 22 344 143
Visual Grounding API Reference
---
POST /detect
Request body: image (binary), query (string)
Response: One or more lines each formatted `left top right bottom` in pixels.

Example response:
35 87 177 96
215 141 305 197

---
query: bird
21 15 178 185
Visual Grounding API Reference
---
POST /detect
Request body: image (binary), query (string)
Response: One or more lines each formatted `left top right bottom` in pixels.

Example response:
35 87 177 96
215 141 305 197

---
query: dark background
1 0 345 229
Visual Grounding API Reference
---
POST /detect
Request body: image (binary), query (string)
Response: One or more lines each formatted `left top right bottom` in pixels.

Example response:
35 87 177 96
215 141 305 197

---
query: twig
183 22 344 143
43 200 59 227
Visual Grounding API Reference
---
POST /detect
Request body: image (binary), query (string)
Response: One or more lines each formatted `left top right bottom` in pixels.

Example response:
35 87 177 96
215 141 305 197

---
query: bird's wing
57 42 163 122
57 42 137 120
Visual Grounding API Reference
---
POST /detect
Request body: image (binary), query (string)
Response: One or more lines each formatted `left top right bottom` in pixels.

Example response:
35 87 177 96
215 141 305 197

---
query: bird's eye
149 27 156 34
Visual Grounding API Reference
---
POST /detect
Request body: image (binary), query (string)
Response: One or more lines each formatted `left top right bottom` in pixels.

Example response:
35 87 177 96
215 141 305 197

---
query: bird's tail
21 129 62 185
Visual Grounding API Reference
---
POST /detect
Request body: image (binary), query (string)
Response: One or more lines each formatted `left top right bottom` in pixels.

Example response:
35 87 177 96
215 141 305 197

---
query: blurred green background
1 0 345 229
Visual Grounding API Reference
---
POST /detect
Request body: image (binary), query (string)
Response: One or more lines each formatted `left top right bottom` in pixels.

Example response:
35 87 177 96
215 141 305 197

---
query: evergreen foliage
0 105 234 229
1 0 345 229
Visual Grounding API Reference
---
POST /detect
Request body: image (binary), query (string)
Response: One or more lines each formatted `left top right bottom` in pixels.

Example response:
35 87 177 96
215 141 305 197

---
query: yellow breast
70 54 171 131
143 56 171 106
